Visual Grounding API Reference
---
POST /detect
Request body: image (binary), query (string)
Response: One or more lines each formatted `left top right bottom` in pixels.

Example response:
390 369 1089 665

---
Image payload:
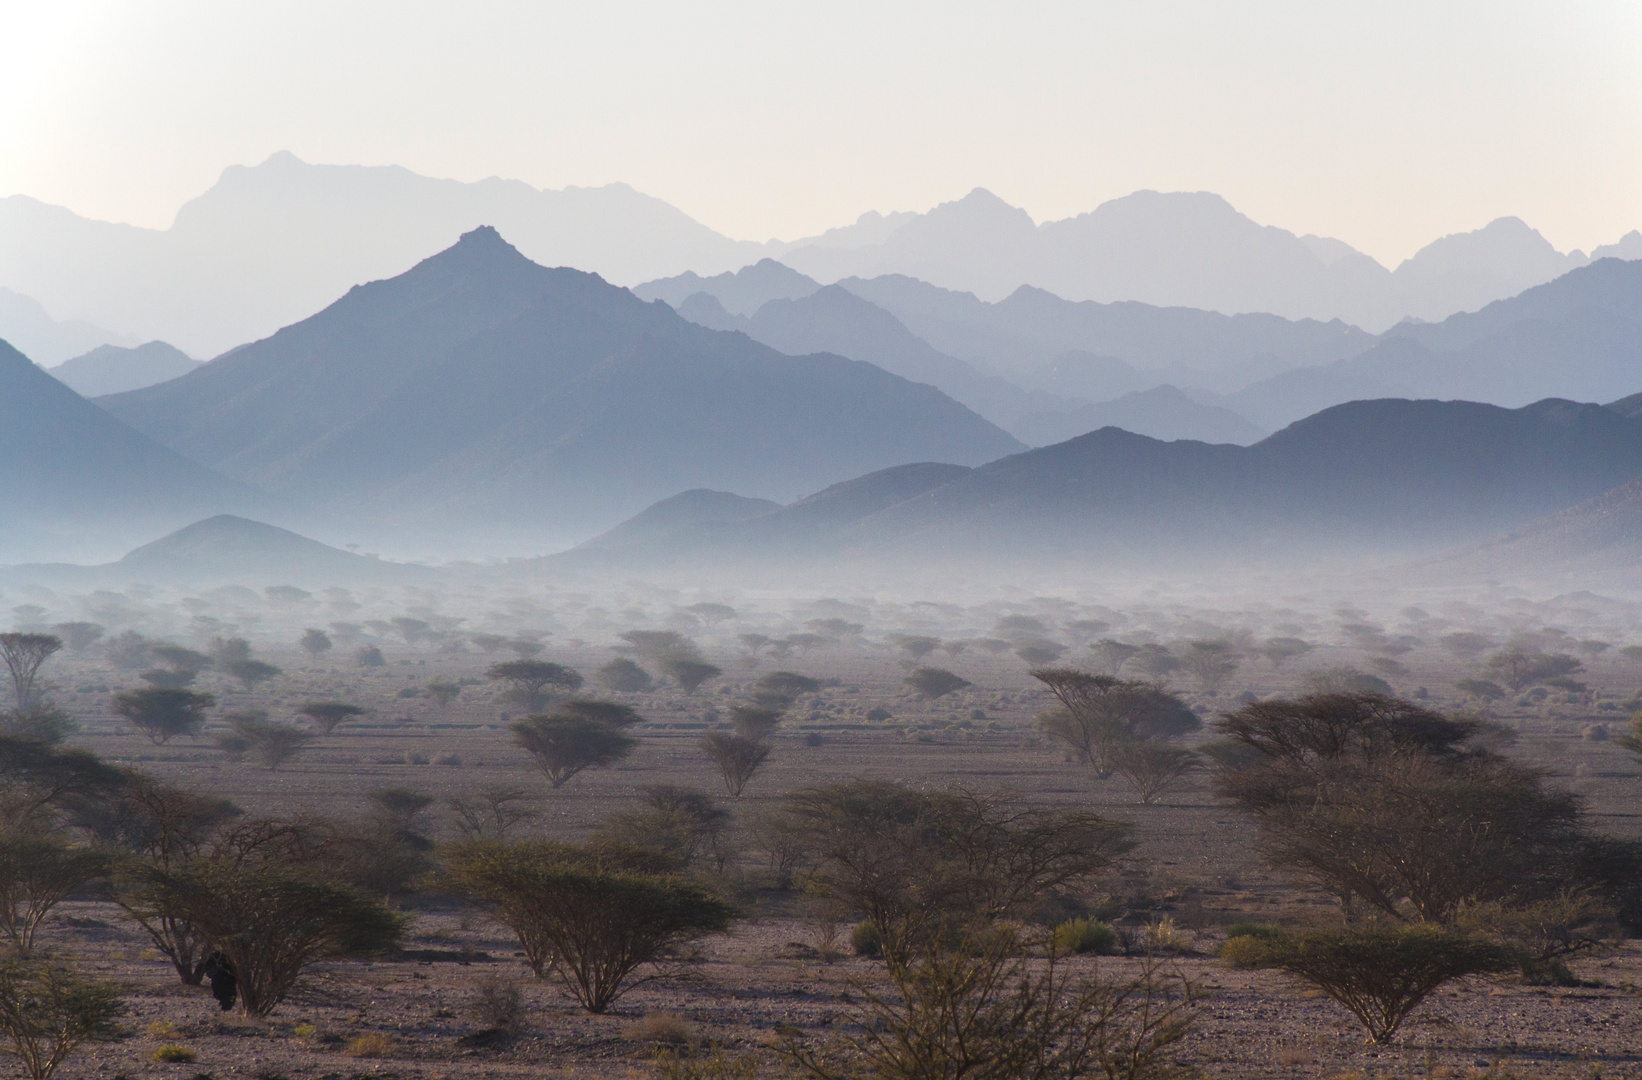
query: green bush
1050 917 1117 956
1216 935 1272 970
1223 922 1283 941
0 959 126 1079
151 1045 196 1063
850 920 882 958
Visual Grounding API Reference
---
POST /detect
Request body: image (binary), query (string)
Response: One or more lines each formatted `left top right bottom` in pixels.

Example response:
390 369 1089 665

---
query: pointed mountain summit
101 228 1021 548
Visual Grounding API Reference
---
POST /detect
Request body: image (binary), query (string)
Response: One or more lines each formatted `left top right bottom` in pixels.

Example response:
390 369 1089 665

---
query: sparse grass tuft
622 1011 692 1045
343 1032 396 1058
153 1045 198 1063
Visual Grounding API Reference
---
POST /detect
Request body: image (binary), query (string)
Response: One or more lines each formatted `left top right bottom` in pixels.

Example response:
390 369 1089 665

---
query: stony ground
24 634 1642 1080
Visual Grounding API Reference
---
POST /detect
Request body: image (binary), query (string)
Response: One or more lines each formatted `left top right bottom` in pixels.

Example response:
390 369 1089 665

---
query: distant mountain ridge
99 226 1022 551
6 152 1635 356
50 341 200 397
561 398 1642 571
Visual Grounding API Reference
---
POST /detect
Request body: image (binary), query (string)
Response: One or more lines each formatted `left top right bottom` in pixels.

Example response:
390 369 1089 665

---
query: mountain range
5 152 1639 357
96 227 1021 552
556 398 1642 572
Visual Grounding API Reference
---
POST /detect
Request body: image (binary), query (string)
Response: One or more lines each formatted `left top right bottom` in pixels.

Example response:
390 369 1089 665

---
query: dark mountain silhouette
50 341 200 397
1011 386 1266 447
1224 258 1642 429
572 398 1642 571
0 337 260 563
573 489 780 555
100 227 1021 547
557 462 970 570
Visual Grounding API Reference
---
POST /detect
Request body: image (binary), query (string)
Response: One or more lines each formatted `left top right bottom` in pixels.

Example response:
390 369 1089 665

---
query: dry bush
622 1010 692 1045
443 840 737 1013
151 1045 196 1063
471 975 526 1034
0 959 126 1080
1108 741 1198 805
344 1032 396 1058
141 858 404 1016
785 925 1197 1080
0 835 106 951
510 715 635 788
701 732 770 797
591 785 731 872
782 780 1131 965
447 786 539 841
655 1047 761 1080
1233 923 1511 1044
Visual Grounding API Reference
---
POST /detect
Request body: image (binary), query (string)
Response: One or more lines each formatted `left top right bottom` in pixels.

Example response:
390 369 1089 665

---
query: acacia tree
99 776 240 984
487 661 583 712
1231 924 1511 1043
1032 669 1199 779
298 629 332 659
1179 640 1240 694
701 733 770 797
0 635 61 713
0 836 107 951
228 714 314 770
298 701 367 735
904 667 970 700
0 959 126 1080
1213 692 1590 921
443 840 736 1013
782 780 1132 965
110 688 214 744
146 858 403 1016
595 659 653 693
511 716 635 788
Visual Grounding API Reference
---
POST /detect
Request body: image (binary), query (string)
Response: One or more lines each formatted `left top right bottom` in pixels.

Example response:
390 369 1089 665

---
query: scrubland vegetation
0 580 1638 1079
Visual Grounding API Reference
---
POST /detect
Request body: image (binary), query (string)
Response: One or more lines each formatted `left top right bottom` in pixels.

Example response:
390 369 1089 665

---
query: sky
3 0 1640 266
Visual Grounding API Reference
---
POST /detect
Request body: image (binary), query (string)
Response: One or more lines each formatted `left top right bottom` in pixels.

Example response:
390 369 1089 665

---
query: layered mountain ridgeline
0 337 262 564
98 227 1022 549
1223 258 1642 430
8 152 1635 356
50 341 200 397
554 398 1642 572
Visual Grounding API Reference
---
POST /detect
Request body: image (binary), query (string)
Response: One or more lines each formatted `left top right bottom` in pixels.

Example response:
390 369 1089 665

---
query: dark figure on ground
202 951 237 1011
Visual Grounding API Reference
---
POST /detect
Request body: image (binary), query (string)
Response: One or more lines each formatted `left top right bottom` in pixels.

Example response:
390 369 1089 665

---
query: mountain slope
1011 385 1267 447
114 515 417 584
670 284 1074 429
0 338 260 562
1228 258 1642 428
584 398 1642 570
100 228 1022 546
51 341 200 397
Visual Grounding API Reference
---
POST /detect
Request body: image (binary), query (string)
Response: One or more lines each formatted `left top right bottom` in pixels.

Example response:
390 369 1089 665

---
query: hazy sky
4 0 1640 266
